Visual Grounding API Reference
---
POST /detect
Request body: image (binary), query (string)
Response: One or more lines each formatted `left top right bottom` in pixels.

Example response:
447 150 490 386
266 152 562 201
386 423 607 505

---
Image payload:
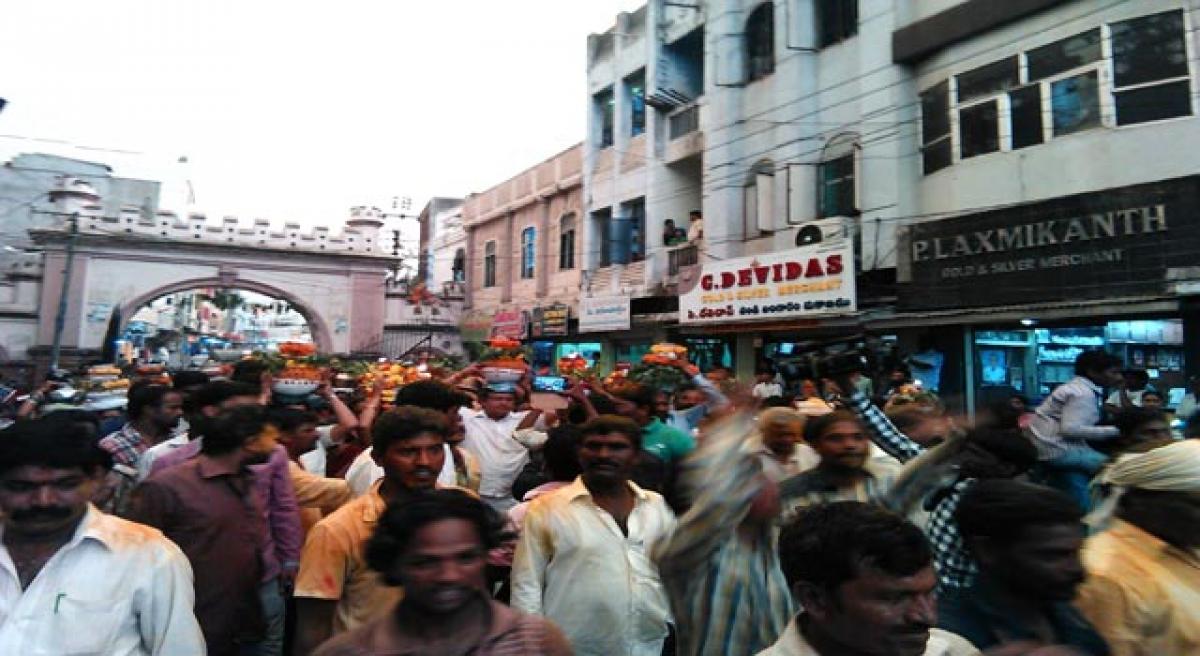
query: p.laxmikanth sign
680 240 857 324
900 177 1200 310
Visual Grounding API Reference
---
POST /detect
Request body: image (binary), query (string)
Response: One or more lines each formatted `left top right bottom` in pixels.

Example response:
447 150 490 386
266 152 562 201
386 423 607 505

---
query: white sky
0 0 643 230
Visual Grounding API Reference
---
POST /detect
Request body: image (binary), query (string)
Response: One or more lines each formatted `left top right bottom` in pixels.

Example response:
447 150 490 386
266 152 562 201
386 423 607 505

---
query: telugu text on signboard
578 296 631 333
679 241 857 324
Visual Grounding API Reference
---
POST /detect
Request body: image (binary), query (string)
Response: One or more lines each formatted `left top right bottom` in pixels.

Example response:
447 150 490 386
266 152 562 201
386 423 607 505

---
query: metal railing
668 243 699 275
668 104 700 140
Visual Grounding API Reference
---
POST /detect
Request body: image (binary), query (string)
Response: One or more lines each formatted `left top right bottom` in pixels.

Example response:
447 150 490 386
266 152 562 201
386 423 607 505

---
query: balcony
666 103 703 163
667 243 699 276
669 104 699 139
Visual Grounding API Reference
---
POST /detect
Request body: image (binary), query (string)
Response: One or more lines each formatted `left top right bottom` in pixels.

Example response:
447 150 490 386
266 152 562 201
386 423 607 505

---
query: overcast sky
0 0 643 230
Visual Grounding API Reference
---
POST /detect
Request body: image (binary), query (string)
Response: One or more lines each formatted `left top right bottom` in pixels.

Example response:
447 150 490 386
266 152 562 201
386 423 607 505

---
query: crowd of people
0 347 1196 655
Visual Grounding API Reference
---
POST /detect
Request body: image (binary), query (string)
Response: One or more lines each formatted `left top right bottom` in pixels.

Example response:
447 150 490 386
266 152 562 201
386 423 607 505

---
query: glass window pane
922 138 951 175
1027 29 1101 81
1111 10 1187 88
818 155 855 217
957 57 1018 103
921 81 950 144
959 100 1000 159
1009 85 1044 149
1116 80 1192 125
1051 71 1100 136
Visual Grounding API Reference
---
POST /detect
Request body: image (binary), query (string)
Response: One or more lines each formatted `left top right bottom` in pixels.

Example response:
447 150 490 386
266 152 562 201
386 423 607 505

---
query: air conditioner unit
794 217 849 248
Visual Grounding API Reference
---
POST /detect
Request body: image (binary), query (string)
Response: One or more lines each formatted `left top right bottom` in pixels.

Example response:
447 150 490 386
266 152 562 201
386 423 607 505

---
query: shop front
527 303 603 374
899 176 1200 413
677 237 859 382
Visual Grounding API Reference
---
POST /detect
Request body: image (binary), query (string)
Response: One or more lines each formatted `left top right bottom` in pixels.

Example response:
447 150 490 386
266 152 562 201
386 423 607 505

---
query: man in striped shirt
654 414 793 656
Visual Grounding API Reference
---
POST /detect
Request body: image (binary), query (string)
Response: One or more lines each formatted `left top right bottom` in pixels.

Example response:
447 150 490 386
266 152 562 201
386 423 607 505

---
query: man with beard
312 490 570 655
761 501 976 655
96 383 184 515
512 415 676 656
0 416 205 654
293 405 453 655
778 411 900 520
130 405 279 655
939 480 1108 654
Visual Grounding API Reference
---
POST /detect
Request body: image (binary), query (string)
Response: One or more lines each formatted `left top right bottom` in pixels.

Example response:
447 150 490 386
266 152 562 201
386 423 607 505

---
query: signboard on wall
490 310 528 340
531 303 569 338
679 240 857 324
579 296 631 333
900 176 1200 310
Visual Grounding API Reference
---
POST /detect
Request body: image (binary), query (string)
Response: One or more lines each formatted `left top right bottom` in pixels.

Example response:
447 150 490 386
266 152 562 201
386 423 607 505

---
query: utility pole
49 213 79 370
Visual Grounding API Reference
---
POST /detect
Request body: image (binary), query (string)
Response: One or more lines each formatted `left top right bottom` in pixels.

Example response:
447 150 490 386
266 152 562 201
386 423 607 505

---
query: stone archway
118 276 335 354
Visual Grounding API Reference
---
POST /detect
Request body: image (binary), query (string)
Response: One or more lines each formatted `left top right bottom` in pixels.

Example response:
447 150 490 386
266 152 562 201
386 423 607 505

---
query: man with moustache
130 405 280 655
512 415 676 656
778 411 900 520
292 405 454 655
760 502 977 656
0 417 205 654
939 480 1108 654
312 490 571 656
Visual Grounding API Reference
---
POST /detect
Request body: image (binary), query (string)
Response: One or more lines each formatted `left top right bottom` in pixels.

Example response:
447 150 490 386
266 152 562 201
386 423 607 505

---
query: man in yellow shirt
1075 440 1200 656
292 406 453 655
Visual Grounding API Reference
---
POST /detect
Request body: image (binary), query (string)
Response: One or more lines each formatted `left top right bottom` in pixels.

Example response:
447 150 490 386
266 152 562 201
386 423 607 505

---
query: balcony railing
668 104 700 140
668 243 699 275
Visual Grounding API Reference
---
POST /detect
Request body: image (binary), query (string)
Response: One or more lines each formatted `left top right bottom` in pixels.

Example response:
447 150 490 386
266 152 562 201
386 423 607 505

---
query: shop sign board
458 310 493 342
531 303 569 338
490 310 528 340
579 296 631 333
901 176 1200 310
679 240 857 324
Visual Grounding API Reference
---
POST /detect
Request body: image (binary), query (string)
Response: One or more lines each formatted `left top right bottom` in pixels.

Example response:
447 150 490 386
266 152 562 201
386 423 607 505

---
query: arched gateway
27 179 393 368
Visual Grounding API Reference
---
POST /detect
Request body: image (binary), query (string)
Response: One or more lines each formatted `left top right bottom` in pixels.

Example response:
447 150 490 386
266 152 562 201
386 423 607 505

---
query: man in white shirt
759 501 978 656
460 386 541 513
0 416 205 655
512 415 676 656
753 369 784 400
1028 350 1124 510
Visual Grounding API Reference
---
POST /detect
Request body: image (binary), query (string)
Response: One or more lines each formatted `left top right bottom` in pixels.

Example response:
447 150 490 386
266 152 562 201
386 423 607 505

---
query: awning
867 296 1180 330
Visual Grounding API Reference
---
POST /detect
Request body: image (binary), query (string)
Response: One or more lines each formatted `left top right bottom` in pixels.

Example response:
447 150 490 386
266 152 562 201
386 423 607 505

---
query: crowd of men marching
0 348 1196 655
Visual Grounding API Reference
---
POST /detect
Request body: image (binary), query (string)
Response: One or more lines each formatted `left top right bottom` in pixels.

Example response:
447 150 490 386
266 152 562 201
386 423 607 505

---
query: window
959 100 1000 158
744 161 774 236
619 198 646 263
626 70 646 137
818 0 858 47
520 227 536 279
559 215 576 270
918 10 1193 175
745 3 774 82
595 209 613 268
920 81 951 174
483 241 496 288
1111 10 1191 125
452 248 465 282
1050 71 1100 136
1027 29 1101 81
818 154 856 217
595 88 615 148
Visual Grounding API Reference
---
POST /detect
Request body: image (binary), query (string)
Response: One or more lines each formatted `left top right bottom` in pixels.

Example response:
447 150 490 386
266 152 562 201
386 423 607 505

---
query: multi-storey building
582 1 916 377
460 145 591 367
892 0 1200 413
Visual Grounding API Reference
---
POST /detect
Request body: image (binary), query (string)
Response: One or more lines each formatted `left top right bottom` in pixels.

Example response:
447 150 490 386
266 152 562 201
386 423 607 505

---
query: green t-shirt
642 417 695 463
